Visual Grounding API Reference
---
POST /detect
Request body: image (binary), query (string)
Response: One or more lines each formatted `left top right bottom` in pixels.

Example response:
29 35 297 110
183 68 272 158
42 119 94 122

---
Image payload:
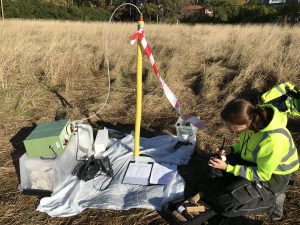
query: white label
177 205 185 213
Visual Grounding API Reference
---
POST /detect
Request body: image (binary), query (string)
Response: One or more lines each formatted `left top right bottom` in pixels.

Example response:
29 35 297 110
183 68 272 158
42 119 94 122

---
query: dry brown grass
0 19 299 224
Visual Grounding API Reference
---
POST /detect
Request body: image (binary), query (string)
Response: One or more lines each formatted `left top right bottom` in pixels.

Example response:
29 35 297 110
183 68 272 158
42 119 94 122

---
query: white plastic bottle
94 127 109 157
76 123 94 159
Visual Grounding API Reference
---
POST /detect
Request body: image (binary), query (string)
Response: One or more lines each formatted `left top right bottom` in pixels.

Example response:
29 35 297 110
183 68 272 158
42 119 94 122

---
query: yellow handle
134 16 144 157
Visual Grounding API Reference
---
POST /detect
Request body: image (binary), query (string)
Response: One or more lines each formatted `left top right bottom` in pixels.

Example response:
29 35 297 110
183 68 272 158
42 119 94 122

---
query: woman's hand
208 157 228 170
217 147 232 156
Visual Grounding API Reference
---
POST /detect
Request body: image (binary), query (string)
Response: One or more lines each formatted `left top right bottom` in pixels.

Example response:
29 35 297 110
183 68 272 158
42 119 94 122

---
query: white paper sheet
150 163 177 185
123 162 177 186
122 162 153 185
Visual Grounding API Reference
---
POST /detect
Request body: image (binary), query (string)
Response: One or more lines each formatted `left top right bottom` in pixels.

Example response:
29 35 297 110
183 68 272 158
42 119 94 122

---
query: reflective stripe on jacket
226 104 299 182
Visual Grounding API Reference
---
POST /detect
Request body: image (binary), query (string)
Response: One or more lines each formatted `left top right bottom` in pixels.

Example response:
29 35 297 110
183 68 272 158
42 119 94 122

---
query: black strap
286 88 300 99
268 96 289 112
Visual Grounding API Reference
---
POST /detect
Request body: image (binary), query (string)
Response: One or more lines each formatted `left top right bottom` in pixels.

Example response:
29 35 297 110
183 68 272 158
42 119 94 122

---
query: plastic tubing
80 3 141 122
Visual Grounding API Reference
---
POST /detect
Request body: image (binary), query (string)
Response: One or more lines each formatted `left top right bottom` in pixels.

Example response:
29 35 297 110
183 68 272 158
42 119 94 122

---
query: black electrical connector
73 155 101 182
72 155 114 191
100 156 113 177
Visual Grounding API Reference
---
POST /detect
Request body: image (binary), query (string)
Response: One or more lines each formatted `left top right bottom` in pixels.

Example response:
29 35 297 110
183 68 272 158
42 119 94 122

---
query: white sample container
94 128 109 157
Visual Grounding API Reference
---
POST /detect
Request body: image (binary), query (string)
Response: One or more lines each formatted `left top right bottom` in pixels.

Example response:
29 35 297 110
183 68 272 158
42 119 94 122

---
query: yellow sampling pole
134 15 144 157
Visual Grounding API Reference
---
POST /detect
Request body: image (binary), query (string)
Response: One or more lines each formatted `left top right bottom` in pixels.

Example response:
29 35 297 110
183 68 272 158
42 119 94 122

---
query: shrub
3 0 110 21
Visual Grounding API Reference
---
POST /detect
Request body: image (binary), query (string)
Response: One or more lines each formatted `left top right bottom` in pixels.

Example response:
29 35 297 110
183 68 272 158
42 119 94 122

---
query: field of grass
0 20 299 225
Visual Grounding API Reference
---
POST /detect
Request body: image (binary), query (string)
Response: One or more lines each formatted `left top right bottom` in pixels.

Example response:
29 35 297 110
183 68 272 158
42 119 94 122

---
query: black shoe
269 193 286 221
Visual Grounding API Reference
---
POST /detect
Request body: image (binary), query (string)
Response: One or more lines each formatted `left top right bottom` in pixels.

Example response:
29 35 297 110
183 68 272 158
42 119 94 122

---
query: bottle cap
220 155 227 161
177 205 185 213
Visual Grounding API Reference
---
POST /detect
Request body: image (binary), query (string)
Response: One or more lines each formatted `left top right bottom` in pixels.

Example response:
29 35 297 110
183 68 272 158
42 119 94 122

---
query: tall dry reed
0 19 299 225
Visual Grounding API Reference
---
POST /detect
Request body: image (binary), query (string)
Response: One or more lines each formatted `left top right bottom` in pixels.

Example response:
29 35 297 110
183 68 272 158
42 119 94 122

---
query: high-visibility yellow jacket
260 82 300 117
226 104 299 182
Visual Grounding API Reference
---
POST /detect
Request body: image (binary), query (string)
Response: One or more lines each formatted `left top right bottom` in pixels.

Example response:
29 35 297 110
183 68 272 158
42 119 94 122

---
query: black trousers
202 154 277 217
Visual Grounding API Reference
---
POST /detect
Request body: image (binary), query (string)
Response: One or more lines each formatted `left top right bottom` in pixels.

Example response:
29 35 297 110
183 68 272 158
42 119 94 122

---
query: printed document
123 162 177 185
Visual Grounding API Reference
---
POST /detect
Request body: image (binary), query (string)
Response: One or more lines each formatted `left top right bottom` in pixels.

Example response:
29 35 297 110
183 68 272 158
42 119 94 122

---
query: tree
143 3 158 21
205 0 243 22
247 0 262 4
74 0 101 7
157 0 190 22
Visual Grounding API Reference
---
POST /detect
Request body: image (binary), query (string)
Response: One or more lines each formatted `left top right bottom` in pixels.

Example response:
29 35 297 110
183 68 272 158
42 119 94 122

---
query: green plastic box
23 119 71 158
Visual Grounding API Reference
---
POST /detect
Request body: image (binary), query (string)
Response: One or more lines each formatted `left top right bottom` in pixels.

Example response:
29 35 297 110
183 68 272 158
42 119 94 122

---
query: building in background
184 2 213 17
262 0 300 4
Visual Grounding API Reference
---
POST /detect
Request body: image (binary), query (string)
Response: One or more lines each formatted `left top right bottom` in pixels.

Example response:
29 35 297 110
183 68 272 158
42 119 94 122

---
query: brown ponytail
221 99 268 132
250 106 268 132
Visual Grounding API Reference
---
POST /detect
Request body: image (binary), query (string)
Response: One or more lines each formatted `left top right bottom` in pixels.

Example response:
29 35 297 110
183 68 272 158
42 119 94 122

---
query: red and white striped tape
131 29 205 130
